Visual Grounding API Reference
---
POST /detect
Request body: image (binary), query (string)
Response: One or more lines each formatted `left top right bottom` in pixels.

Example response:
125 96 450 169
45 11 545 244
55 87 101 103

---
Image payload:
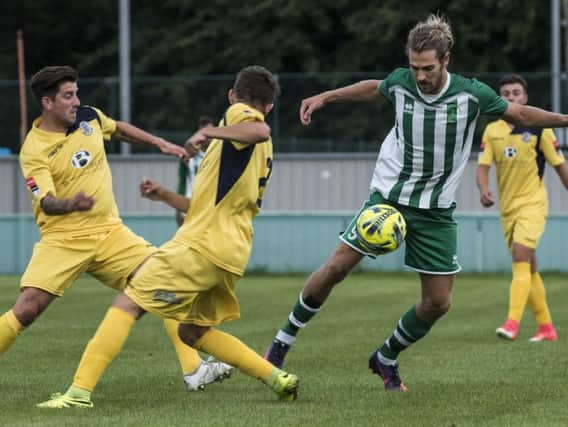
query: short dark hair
499 74 527 92
197 115 214 129
233 66 280 109
30 66 79 106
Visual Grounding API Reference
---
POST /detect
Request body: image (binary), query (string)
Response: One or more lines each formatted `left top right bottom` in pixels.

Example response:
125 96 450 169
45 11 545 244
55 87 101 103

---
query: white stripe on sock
377 351 397 366
299 294 321 312
275 331 296 345
393 329 411 347
288 313 305 328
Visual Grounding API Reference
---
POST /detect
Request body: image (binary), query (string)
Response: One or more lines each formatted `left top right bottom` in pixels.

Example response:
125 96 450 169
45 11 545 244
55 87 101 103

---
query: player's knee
179 324 209 347
13 289 54 326
422 297 451 319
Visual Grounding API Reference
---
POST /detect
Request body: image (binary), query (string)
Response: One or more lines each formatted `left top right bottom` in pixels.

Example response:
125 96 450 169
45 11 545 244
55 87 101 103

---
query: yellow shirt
20 106 121 237
478 119 565 215
173 102 273 276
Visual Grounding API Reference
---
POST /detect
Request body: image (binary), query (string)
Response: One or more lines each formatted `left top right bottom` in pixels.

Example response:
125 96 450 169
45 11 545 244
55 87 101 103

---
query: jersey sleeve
19 147 56 206
91 106 117 141
224 103 266 150
477 126 494 166
379 68 406 104
539 128 565 166
472 80 508 117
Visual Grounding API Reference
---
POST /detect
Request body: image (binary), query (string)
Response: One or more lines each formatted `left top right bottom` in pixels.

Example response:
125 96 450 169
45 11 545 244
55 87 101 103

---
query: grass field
1 272 567 427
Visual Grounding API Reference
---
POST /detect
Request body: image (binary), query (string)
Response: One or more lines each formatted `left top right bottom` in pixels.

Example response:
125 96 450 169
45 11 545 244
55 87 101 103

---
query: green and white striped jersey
372 68 508 209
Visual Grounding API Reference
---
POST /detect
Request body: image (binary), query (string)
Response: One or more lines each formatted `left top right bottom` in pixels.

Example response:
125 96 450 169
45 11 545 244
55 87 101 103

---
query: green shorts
340 191 461 274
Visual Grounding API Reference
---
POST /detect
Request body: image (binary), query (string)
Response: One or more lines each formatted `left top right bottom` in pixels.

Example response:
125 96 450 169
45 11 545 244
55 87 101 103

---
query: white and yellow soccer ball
356 204 407 255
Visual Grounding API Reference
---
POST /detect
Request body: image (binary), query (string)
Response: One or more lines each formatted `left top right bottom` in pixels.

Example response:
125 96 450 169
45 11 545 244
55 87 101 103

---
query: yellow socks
72 307 136 392
528 272 553 325
507 262 531 322
194 329 273 381
0 310 24 354
162 318 202 375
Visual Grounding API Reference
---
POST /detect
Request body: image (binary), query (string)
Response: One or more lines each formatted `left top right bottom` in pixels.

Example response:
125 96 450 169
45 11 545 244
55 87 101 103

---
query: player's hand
70 191 95 212
158 138 189 162
300 94 326 125
479 189 495 207
140 177 163 201
184 131 208 158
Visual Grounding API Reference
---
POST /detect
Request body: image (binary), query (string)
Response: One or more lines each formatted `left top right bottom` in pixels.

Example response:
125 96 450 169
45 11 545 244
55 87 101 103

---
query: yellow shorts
125 240 241 326
20 224 156 296
501 204 547 250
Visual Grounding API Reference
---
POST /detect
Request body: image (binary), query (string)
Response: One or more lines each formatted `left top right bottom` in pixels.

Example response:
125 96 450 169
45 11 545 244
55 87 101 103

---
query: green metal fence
1 71 564 155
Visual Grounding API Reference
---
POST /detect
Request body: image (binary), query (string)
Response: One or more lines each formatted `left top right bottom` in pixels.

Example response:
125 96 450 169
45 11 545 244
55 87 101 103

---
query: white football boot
183 357 233 391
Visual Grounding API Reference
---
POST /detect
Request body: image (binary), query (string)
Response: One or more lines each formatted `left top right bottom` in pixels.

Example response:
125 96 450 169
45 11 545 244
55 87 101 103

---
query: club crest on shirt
71 150 92 168
521 132 532 142
26 177 40 196
79 121 93 136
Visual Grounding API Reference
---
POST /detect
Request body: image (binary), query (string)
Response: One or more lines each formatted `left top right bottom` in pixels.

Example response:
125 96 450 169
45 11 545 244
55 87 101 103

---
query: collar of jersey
415 71 451 103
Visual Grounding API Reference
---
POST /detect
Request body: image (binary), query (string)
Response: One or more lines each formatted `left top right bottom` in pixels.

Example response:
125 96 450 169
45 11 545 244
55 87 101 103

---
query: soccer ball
356 204 406 255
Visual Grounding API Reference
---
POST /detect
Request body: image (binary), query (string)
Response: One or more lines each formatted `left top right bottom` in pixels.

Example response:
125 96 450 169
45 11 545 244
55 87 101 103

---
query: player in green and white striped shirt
265 14 568 391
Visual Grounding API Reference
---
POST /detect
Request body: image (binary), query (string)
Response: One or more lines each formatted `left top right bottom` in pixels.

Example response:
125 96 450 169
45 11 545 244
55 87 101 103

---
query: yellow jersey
173 102 273 276
478 119 565 215
20 106 121 237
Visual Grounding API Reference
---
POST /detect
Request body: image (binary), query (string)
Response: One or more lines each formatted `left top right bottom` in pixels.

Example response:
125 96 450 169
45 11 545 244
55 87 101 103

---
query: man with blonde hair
266 15 568 391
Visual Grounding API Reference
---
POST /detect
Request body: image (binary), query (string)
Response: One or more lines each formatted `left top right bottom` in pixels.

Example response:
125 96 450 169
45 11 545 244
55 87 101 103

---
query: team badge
79 121 93 136
521 132 532 142
26 177 40 196
71 150 92 168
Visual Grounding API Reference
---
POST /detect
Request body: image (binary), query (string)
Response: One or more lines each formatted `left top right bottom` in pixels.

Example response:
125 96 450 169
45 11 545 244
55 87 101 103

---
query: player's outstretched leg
37 306 138 409
162 318 233 389
265 243 363 368
189 326 299 401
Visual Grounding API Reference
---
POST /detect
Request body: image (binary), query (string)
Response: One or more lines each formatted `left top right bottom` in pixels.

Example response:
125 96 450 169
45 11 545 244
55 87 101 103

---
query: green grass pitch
1 272 567 427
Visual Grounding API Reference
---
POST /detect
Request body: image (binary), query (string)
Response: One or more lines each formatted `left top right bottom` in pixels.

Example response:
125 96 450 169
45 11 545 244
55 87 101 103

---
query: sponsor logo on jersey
48 143 63 158
521 132 532 143
503 146 517 158
26 177 40 196
71 150 92 168
79 121 93 136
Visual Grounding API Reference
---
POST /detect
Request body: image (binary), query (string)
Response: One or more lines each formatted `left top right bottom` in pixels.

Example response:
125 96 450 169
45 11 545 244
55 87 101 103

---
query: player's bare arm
40 191 95 215
502 102 568 128
187 122 271 150
554 163 568 189
300 79 383 125
140 177 190 212
113 121 188 160
475 164 495 207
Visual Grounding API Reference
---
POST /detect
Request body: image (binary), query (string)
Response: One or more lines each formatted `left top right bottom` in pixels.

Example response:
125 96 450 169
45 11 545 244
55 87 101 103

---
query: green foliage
1 273 567 426
0 0 553 78
0 1 557 153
